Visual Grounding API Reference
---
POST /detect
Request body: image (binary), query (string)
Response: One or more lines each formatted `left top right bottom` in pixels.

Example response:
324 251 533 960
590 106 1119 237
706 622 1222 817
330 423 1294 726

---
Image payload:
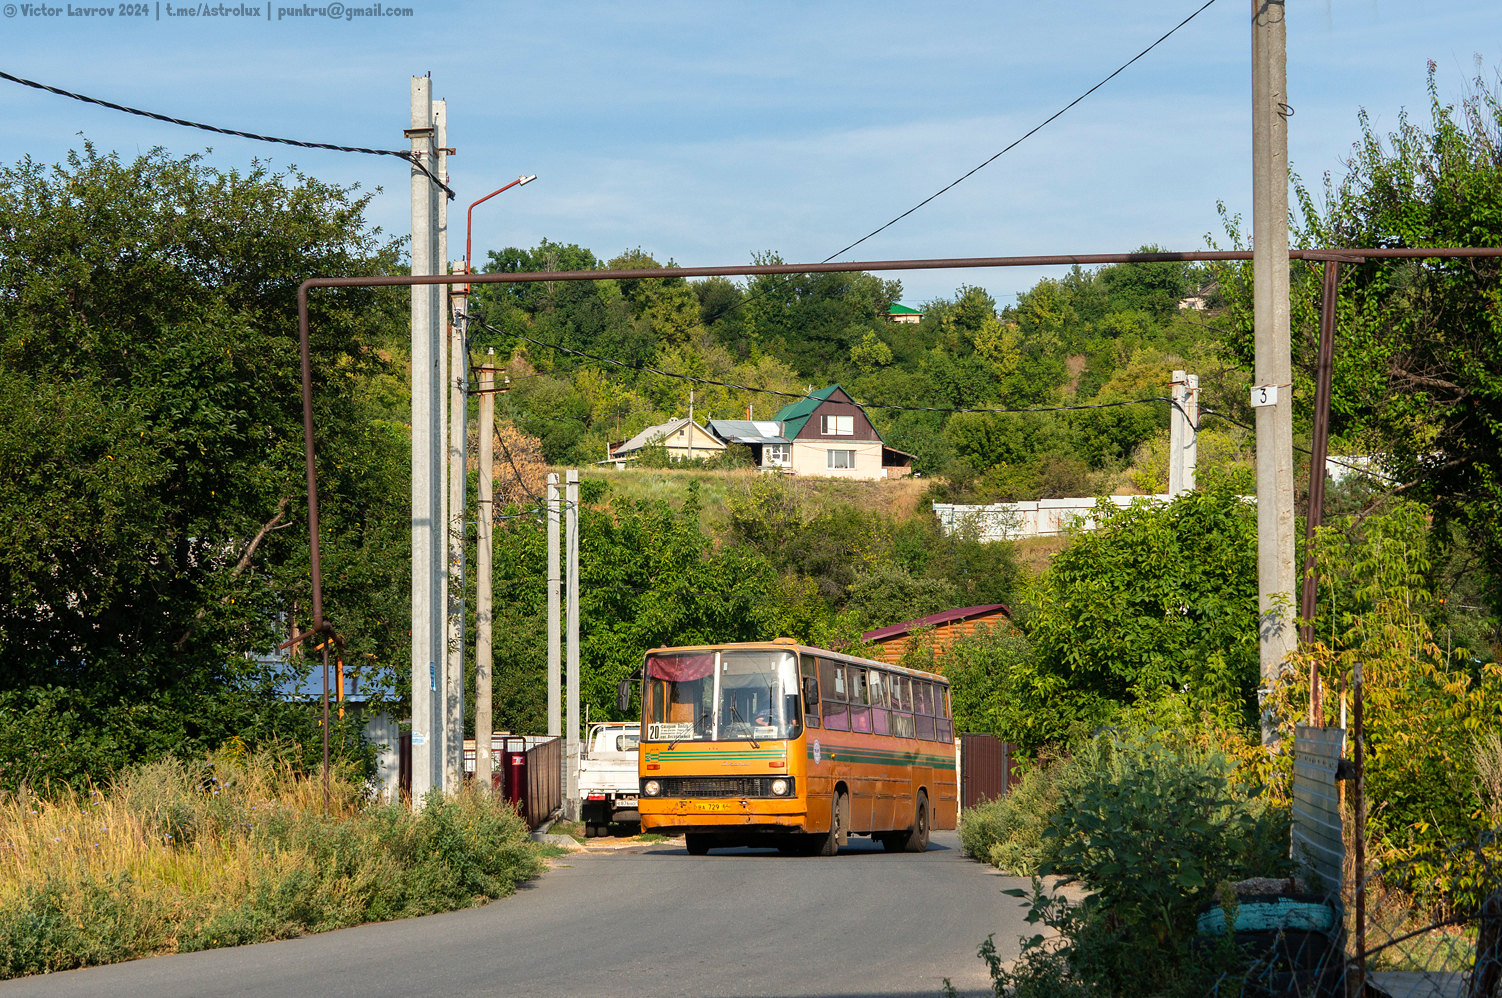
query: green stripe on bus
807 745 956 770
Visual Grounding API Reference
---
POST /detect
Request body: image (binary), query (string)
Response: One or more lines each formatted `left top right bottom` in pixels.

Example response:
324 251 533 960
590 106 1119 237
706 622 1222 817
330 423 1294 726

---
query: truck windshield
644 649 801 743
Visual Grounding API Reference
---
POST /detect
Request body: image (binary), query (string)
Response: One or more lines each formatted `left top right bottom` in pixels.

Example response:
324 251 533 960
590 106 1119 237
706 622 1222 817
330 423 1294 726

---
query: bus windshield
644 648 801 743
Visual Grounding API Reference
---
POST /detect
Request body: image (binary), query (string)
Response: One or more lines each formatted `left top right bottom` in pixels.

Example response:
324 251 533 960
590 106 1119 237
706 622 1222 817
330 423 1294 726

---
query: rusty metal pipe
1301 259 1341 722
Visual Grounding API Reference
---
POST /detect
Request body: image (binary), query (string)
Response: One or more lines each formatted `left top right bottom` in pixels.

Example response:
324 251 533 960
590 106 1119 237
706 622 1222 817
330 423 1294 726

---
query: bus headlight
771 779 789 796
643 779 661 797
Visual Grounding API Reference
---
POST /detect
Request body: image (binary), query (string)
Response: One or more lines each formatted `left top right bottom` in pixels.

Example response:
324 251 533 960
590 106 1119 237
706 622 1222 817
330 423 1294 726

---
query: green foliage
957 754 1067 876
1280 500 1502 908
973 731 1290 998
0 147 409 791
1215 66 1502 621
1018 483 1260 748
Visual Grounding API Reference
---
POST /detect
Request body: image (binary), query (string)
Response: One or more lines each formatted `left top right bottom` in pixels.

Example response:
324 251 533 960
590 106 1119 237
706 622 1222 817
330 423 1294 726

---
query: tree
0 147 410 788
1016 482 1261 747
1216 66 1502 624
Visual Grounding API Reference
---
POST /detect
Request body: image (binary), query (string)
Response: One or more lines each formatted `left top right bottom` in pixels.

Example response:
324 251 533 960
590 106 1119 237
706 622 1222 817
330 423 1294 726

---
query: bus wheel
819 791 848 857
903 791 931 853
685 833 713 855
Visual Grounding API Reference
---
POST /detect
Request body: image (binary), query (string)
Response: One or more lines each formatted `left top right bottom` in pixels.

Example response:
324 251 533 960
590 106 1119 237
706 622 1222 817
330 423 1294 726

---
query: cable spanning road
0 831 1033 998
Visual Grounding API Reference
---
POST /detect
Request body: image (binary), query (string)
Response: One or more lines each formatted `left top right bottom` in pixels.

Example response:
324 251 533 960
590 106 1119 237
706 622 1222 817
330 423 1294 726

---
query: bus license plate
695 802 729 812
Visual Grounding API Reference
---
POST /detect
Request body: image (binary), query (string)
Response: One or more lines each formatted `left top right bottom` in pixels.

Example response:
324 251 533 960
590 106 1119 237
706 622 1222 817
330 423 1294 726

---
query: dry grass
1012 534 1073 577
0 749 542 978
578 465 933 533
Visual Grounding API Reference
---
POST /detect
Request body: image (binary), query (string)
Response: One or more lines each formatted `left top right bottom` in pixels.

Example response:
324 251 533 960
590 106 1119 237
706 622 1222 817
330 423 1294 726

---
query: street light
465 174 536 281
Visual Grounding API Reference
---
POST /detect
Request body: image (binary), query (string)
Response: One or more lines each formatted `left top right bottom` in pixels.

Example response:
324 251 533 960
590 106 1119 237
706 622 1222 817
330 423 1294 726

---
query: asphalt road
1 831 1033 998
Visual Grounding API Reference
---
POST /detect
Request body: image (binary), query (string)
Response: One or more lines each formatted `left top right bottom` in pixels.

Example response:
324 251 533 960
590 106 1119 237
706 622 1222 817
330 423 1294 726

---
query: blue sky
1 1 1496 307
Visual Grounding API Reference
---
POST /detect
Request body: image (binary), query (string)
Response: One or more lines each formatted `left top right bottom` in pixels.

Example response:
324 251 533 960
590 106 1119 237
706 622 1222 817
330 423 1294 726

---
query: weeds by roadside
0 748 542 979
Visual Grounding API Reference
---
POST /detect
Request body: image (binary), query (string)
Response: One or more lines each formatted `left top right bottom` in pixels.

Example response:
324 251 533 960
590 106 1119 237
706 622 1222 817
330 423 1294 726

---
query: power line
0 68 455 200
465 313 1190 422
1199 407 1397 483
822 0 1221 263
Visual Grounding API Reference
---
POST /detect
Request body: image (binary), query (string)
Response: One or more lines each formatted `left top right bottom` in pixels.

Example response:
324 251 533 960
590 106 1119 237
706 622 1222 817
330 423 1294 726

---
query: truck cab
578 721 642 837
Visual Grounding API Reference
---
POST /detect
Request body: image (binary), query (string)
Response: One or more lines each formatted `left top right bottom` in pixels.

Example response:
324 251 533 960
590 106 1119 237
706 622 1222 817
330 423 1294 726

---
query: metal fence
1206 722 1500 998
1207 832 1499 998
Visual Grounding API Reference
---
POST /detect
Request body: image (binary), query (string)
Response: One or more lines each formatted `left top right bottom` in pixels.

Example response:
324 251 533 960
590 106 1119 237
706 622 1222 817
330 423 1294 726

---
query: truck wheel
685 833 713 855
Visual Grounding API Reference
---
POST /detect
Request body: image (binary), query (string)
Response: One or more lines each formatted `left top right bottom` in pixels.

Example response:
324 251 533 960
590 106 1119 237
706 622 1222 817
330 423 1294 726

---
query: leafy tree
0 147 409 789
1010 482 1261 748
1216 66 1502 622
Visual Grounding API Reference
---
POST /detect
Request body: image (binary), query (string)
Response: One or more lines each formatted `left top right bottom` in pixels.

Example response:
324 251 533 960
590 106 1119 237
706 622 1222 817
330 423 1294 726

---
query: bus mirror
617 679 632 714
802 675 819 708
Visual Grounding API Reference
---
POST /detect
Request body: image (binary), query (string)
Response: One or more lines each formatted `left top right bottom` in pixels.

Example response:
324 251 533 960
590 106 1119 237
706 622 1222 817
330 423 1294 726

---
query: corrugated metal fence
960 733 1021 810
1291 724 1345 892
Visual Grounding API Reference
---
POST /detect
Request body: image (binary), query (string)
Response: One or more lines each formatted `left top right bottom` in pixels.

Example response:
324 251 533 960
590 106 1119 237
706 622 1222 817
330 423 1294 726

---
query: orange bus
626 639 957 855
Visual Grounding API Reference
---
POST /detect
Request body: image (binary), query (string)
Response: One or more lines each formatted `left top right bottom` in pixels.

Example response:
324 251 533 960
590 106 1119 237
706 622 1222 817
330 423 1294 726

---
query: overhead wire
1198 407 1398 483
0 68 455 199
822 0 1221 263
695 0 1224 326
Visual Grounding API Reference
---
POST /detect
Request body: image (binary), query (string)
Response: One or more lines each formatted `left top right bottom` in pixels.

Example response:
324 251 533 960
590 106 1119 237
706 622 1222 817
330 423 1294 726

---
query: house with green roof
767 385 913 479
887 303 924 324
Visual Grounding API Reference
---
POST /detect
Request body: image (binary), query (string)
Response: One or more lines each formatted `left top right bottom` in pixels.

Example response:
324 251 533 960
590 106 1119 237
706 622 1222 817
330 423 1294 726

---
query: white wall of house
662 422 725 460
791 440 885 479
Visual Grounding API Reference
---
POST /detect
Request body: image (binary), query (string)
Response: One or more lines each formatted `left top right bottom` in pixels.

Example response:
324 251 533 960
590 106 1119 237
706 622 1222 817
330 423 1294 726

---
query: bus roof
640 640 949 686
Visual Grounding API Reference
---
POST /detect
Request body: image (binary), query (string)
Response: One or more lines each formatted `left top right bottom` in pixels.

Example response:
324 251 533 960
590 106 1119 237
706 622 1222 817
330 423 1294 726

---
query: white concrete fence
933 495 1174 542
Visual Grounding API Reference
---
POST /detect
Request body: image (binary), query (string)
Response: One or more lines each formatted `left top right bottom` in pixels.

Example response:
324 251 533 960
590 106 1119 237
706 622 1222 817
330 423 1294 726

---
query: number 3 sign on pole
1251 385 1280 407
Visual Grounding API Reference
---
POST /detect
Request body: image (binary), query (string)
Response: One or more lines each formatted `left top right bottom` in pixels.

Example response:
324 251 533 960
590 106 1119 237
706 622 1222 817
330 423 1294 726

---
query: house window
764 443 790 466
827 449 856 469
820 414 853 436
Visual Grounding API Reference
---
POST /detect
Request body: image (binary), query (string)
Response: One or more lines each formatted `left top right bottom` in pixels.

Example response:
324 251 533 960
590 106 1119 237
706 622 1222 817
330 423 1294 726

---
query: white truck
578 722 641 838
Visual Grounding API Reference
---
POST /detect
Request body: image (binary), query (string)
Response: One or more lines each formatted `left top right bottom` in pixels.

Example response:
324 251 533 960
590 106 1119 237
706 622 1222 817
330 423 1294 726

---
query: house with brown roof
861 604 1013 667
767 385 913 480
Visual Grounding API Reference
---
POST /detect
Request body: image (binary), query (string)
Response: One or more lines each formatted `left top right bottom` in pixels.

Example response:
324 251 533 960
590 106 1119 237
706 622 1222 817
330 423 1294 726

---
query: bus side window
936 697 952 743
820 658 849 731
915 681 937 740
891 675 915 739
801 656 820 728
869 670 890 735
848 667 871 733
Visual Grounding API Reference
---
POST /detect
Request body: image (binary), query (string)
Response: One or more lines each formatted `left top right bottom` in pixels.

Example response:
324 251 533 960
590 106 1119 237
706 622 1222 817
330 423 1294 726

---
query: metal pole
476 347 494 794
565 469 580 820
1352 660 1366 997
1252 0 1297 745
407 75 441 804
322 640 330 811
547 473 561 739
1302 260 1341 724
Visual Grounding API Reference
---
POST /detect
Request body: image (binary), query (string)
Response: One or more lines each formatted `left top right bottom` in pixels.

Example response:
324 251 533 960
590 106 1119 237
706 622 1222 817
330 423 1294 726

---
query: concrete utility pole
565 469 581 819
439 109 466 794
547 472 561 739
475 348 494 793
1168 370 1199 497
1252 0 1296 744
407 76 443 803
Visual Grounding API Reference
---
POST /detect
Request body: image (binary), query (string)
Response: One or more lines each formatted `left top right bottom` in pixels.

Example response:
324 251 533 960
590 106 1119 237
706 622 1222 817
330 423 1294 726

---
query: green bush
973 730 1291 998
958 755 1067 876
